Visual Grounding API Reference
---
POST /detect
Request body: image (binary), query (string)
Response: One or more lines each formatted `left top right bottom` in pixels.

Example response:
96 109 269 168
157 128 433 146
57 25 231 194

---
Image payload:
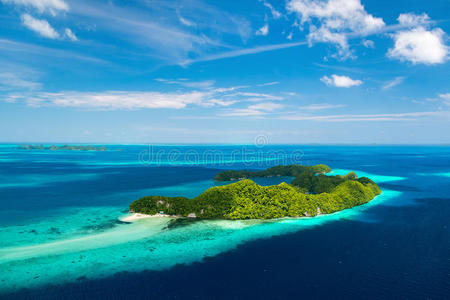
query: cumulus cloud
256 24 269 36
21 13 59 39
388 28 448 65
388 13 448 65
1 0 69 14
397 12 430 27
320 74 362 87
287 0 385 58
4 0 77 43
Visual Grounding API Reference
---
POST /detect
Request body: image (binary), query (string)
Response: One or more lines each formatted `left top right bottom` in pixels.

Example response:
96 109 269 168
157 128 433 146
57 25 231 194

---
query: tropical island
18 145 108 151
128 164 381 220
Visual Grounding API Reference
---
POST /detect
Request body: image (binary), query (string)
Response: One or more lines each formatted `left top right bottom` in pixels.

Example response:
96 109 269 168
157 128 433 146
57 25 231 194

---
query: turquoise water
0 145 449 298
434 172 450 178
0 186 400 292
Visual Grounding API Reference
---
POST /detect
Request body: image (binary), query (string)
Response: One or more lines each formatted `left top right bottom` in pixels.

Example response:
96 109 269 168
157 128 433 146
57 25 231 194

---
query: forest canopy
214 164 331 181
130 164 381 220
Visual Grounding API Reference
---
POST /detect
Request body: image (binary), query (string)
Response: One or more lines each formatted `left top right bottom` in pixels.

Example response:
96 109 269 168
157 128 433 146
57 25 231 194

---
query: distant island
128 164 381 220
18 145 107 151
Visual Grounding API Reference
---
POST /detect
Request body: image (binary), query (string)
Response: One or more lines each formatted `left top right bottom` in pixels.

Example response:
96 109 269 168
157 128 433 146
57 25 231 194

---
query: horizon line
2 142 450 146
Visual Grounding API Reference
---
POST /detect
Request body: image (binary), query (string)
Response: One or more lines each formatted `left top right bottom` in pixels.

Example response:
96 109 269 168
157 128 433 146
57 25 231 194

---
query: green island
129 164 381 220
18 145 108 151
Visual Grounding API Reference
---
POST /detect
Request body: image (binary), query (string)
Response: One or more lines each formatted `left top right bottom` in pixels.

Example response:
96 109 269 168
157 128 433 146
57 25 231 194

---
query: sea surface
0 144 449 299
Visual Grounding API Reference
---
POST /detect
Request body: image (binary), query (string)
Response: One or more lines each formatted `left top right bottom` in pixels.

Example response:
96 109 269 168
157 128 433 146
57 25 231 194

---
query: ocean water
0 144 449 299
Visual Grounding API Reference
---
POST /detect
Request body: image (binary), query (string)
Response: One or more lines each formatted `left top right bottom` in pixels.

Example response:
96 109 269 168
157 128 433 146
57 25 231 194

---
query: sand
120 213 173 222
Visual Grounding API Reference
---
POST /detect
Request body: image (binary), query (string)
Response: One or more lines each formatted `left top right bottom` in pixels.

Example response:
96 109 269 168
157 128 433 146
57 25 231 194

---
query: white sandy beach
120 213 173 222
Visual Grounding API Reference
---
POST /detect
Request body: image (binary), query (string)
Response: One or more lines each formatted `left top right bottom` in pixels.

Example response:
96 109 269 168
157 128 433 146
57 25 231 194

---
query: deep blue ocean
0 145 449 299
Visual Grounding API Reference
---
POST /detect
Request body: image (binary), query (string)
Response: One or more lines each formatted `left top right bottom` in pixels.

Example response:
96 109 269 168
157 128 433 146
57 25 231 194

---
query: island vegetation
18 145 107 151
129 164 381 220
214 164 331 181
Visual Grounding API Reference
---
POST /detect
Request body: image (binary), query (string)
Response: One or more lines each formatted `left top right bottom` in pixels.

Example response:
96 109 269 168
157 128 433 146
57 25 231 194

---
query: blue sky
0 0 449 144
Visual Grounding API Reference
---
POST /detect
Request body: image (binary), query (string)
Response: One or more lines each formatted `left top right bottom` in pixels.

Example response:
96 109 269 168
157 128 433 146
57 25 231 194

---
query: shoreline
120 213 176 222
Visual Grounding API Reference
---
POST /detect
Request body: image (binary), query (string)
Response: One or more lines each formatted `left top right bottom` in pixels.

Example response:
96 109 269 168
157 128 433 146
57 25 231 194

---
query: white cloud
0 38 107 64
5 80 286 111
213 85 249 93
64 28 77 41
21 13 59 39
232 92 283 102
3 0 251 62
257 81 279 87
388 13 448 65
388 28 448 65
164 1 252 41
178 16 195 27
181 41 307 65
397 13 430 27
298 103 345 110
4 76 289 117
1 0 69 14
424 93 450 107
0 72 41 91
176 8 196 27
220 101 284 117
205 99 238 107
13 91 209 110
220 108 267 117
439 93 450 101
287 0 385 58
362 39 374 48
256 24 269 36
281 111 449 122
156 78 216 89
439 93 450 106
320 74 362 87
260 0 282 19
248 102 284 111
40 0 251 64
382 76 405 90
